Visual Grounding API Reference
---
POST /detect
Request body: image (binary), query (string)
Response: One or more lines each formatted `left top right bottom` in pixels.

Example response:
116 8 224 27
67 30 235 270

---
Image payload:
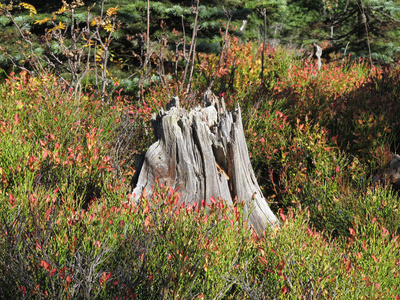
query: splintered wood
132 93 278 234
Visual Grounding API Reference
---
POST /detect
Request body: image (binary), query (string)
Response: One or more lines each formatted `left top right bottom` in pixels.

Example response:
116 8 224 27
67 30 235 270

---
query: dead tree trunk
132 92 279 235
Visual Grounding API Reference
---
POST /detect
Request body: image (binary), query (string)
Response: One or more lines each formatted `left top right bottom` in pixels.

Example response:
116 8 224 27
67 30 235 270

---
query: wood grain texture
132 95 278 234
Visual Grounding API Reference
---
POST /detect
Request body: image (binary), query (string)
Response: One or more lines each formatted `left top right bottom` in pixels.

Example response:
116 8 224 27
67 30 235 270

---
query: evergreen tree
321 0 400 62
1 0 400 72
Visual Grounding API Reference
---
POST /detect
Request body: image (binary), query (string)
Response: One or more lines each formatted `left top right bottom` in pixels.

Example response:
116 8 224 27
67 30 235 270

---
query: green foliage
1 4 400 296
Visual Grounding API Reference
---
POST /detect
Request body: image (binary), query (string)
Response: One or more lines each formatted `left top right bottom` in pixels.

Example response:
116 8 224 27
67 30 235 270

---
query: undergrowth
1 37 400 298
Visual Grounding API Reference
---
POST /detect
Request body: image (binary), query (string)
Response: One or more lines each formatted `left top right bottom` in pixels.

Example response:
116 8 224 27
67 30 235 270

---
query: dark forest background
1 0 400 70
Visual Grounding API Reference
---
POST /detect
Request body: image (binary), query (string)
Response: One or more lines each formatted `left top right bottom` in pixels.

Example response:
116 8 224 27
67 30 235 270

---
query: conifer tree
321 0 400 62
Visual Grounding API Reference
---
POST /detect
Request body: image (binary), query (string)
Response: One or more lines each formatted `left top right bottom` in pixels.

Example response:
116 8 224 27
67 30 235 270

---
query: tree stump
132 92 279 234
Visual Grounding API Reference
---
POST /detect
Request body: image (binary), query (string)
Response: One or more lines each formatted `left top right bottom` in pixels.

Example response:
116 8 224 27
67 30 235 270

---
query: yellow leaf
55 5 68 15
103 23 114 32
47 22 65 33
20 2 37 17
34 18 51 25
58 21 66 30
106 6 119 16
82 40 94 48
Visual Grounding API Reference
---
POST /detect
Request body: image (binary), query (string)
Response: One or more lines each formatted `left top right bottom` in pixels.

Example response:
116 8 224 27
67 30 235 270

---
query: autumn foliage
1 4 400 298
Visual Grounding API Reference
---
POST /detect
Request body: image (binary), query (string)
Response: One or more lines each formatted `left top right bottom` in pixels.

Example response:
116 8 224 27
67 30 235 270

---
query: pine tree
321 0 400 62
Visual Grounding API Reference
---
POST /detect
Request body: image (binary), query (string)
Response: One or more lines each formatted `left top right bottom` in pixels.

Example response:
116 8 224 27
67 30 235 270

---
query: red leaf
279 209 286 222
374 282 380 289
18 286 27 295
169 187 174 195
210 197 216 205
349 228 355 236
66 275 71 283
362 240 368 251
14 113 20 125
258 256 268 266
41 260 50 271
45 208 51 221
101 272 112 284
49 269 57 277
345 260 351 273
277 260 285 271
204 215 208 224
9 194 16 207
281 286 287 294
144 215 151 227
371 255 377 262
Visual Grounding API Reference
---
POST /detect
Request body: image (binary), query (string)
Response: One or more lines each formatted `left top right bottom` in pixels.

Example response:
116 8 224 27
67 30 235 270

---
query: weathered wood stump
132 92 278 234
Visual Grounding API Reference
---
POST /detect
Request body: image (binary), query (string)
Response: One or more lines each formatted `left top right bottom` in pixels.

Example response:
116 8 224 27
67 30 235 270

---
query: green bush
1 23 400 297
